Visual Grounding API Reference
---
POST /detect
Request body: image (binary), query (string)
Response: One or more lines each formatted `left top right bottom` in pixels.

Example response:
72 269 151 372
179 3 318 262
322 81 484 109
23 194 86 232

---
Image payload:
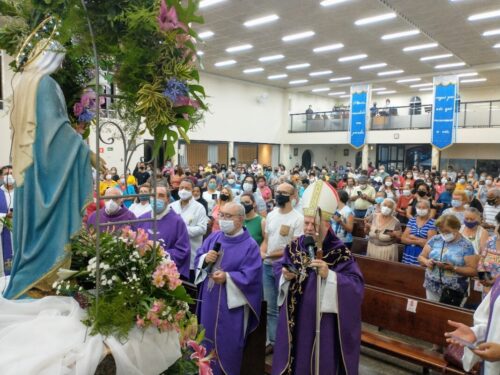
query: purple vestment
0 190 13 275
195 229 263 375
86 206 136 233
137 209 191 279
272 229 364 375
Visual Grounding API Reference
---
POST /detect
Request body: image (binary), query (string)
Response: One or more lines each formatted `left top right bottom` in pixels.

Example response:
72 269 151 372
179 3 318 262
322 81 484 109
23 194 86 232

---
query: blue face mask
375 197 384 204
151 199 166 213
451 199 462 208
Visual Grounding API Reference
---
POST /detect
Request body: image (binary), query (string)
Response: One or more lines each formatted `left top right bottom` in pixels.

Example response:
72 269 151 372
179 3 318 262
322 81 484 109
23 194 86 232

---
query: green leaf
188 84 205 97
175 118 190 130
177 126 190 143
174 106 195 116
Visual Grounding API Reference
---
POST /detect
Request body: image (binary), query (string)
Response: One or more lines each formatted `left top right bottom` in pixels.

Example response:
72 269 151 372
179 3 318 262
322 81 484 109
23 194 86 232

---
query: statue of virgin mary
3 39 94 299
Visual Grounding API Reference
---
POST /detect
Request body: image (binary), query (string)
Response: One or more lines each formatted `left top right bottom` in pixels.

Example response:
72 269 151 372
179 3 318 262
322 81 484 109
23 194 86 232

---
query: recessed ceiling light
214 60 237 67
494 43 500 48
376 90 397 95
197 51 204 56
340 94 350 98
328 91 346 96
259 54 285 62
282 31 315 42
338 54 367 62
359 62 387 70
243 67 264 74
419 87 433 92
244 14 280 27
329 76 352 82
435 62 466 69
403 43 438 52
461 78 487 83
420 53 453 61
309 70 333 76
289 79 308 85
313 43 344 53
198 31 215 39
199 0 226 9
381 29 420 40
354 12 397 26
268 74 288 80
286 63 311 70
483 28 500 36
312 88 330 92
371 87 387 91
468 9 500 22
410 83 433 88
457 72 478 78
320 0 351 6
396 77 421 83
378 69 404 76
226 44 253 53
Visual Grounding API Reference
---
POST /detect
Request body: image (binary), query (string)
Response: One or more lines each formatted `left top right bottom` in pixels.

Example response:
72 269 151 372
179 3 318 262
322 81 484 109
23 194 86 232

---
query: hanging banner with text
431 75 459 150
349 84 370 149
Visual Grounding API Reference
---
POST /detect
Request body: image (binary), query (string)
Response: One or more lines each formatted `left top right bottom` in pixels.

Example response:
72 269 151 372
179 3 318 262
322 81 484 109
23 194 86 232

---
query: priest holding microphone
272 180 365 375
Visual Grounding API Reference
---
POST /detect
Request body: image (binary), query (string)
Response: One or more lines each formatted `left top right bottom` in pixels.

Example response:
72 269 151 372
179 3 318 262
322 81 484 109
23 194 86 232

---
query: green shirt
245 215 263 245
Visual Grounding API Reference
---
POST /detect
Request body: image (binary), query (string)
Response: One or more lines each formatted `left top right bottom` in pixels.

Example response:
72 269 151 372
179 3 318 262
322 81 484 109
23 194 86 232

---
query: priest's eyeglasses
218 212 239 219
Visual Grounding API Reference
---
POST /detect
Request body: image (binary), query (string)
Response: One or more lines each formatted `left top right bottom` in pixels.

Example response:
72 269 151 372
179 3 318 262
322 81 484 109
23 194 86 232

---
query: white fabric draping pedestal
0 277 181 375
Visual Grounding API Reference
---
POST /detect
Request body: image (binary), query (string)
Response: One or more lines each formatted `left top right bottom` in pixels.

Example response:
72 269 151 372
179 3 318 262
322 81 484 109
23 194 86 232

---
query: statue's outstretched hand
90 151 107 174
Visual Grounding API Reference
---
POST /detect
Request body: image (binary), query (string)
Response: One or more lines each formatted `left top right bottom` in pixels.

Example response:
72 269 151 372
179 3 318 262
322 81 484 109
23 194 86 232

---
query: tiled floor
360 348 423 374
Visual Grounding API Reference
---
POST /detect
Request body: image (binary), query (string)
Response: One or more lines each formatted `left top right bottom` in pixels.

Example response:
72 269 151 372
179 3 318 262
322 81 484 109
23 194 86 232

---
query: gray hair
465 206 481 218
226 202 245 217
416 199 431 209
383 198 396 208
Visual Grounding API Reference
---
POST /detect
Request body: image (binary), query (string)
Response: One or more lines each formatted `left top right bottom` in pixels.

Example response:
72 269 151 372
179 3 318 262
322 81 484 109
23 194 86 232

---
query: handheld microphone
206 242 222 273
303 236 316 260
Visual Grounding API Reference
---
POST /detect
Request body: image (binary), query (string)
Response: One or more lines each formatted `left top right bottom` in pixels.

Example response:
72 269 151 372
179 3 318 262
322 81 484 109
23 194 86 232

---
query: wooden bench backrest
362 286 474 346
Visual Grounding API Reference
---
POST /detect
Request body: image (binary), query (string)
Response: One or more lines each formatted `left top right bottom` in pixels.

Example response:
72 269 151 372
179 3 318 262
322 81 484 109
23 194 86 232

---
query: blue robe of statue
3 75 92 299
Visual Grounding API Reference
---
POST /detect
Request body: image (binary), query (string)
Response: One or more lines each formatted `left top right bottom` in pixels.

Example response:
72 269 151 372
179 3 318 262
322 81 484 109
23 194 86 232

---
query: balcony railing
289 100 500 132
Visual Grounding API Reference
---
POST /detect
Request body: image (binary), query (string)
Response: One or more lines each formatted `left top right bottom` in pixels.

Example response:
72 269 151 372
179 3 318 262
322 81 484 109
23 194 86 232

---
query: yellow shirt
455 182 466 191
100 180 118 195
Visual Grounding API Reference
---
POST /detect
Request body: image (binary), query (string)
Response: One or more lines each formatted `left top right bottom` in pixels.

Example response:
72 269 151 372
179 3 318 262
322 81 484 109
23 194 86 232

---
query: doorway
302 150 312 169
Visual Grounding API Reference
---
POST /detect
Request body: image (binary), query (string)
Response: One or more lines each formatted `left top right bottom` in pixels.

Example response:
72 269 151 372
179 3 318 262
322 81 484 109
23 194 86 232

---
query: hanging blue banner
349 85 370 149
432 76 458 150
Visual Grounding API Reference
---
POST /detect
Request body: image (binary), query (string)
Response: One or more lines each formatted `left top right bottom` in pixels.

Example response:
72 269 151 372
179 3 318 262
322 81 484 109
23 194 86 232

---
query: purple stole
0 190 13 275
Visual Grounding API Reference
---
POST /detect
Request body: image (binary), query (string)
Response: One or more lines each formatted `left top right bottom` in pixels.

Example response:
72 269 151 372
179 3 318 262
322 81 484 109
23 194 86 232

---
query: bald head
487 189 499 206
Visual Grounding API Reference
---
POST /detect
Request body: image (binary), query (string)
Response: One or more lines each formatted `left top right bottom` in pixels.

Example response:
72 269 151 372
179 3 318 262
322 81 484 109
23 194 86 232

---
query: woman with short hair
366 198 402 261
460 207 489 255
443 190 468 224
240 192 265 246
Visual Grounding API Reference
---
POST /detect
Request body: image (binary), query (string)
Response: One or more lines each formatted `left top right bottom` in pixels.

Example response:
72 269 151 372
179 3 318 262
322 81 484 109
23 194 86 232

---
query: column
228 141 234 161
171 140 179 166
431 145 440 170
361 144 369 170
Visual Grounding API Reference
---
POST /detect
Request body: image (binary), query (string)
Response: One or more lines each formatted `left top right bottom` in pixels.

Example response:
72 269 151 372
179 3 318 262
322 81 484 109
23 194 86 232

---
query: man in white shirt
260 182 303 354
171 179 208 282
483 189 499 234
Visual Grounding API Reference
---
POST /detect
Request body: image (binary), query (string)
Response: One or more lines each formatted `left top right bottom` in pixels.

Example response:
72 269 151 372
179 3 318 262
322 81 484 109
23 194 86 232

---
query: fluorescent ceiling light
244 14 279 27
243 67 264 74
381 29 420 40
214 60 236 67
378 69 404 76
339 94 350 98
461 78 487 83
396 77 421 83
457 72 478 78
286 63 311 70
329 76 352 82
197 51 204 56
435 62 466 69
403 43 438 52
419 87 433 92
313 43 344 53
320 0 351 6
338 54 367 62
198 31 215 39
259 54 284 62
483 29 500 36
312 88 330 92
354 12 397 26
268 74 288 80
328 91 346 96
376 90 397 95
410 83 433 88
282 31 315 42
468 9 500 21
420 53 453 61
371 87 387 91
226 44 253 53
310 70 333 76
359 62 387 70
289 79 308 85
494 43 500 49
199 0 226 8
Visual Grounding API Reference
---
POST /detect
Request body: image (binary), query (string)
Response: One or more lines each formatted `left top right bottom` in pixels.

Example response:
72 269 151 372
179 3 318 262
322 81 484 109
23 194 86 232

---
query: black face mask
242 203 253 214
417 190 427 197
220 194 230 202
275 194 290 207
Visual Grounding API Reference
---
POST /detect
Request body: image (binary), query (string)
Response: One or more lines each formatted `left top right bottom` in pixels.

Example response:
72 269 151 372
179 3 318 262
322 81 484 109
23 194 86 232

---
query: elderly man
171 178 208 281
0 169 15 275
87 188 136 232
350 175 376 218
483 189 500 233
137 186 191 279
272 180 364 375
194 202 262 375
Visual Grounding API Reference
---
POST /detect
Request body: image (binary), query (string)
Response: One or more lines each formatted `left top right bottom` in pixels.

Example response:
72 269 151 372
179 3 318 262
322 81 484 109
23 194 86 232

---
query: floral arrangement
72 88 103 137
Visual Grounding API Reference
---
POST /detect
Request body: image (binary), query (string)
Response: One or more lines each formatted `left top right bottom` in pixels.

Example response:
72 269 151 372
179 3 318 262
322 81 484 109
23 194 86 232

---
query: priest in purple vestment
0 173 15 275
272 181 364 375
87 188 136 233
137 186 191 279
194 202 263 375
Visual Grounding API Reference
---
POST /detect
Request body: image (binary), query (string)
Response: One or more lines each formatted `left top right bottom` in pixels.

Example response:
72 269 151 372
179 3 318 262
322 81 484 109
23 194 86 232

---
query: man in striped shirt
483 189 500 234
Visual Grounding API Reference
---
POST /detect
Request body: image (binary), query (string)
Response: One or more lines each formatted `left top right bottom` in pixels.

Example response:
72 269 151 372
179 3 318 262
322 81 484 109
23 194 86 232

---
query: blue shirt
437 191 453 213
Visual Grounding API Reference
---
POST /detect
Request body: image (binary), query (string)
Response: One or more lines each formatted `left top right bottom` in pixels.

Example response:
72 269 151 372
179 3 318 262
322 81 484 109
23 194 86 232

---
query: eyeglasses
276 191 291 196
218 212 240 219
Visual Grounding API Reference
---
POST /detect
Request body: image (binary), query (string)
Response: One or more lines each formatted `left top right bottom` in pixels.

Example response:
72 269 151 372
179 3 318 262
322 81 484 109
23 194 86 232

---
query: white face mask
178 189 192 201
485 180 493 186
381 206 392 216
105 174 112 181
120 178 125 184
441 233 455 243
441 178 448 184
105 200 120 215
403 190 411 196
416 208 428 217
385 181 392 187
219 219 236 234
4 175 15 186
243 183 253 192
227 179 235 185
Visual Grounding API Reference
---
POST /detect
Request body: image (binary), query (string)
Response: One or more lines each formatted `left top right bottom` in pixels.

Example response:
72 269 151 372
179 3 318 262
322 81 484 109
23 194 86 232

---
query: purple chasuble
272 229 364 375
195 229 263 375
87 206 136 233
0 190 13 275
137 210 191 279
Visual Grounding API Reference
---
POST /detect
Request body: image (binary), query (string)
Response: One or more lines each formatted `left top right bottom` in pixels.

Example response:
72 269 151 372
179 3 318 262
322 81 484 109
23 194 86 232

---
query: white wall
0 53 14 166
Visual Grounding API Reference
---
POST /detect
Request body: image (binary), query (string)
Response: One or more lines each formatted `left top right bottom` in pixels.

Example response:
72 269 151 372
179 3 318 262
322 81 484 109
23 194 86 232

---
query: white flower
57 268 79 281
112 276 118 281
102 264 110 270
89 257 96 265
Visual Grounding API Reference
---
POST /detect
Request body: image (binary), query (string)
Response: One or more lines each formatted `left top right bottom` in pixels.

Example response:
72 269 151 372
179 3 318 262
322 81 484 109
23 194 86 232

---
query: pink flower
174 96 200 109
152 261 181 290
188 341 214 375
136 315 145 328
134 228 149 248
157 0 187 32
73 102 84 117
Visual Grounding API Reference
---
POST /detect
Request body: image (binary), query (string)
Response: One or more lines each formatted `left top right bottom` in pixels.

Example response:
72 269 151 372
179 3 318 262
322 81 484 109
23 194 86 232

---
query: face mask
385 181 392 187
485 180 493 186
105 200 120 215
105 174 112 181
243 183 253 192
451 199 462 208
417 190 427 198
379 169 385 174
441 178 448 184
242 203 253 214
406 174 412 179
139 195 149 202
219 219 235 234
416 209 428 217
479 176 486 181
487 199 496 206
178 189 192 201
120 178 125 184
465 190 472 198
381 206 392 216
220 193 229 202
227 179 235 185
375 197 384 205
441 233 455 243
4 175 15 186
208 182 217 190
403 190 411 196
463 220 478 229
151 199 166 214
458 178 465 184
276 194 290 207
